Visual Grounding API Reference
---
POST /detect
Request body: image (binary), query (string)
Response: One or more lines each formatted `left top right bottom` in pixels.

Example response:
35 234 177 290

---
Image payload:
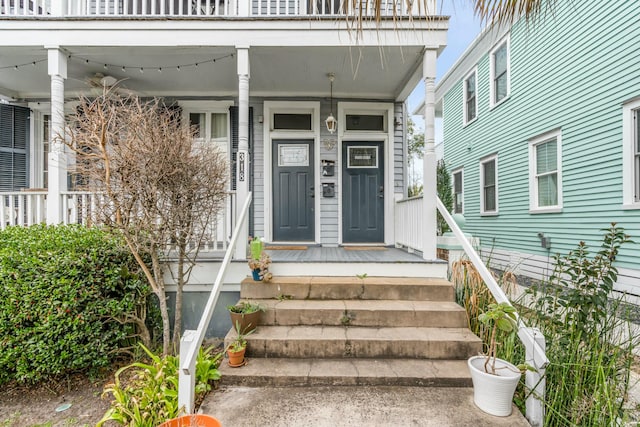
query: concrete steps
221 276 481 388
219 358 472 387
254 299 468 328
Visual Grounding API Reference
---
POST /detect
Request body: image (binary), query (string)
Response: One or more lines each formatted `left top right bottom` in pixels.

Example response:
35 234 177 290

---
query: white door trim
263 100 321 243
337 101 395 245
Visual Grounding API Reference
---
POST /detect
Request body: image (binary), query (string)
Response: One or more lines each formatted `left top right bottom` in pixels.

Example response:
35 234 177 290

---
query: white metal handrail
436 196 548 427
177 191 252 413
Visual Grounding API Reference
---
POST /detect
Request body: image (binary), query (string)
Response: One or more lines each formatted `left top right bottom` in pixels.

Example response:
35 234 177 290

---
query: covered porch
0 18 444 260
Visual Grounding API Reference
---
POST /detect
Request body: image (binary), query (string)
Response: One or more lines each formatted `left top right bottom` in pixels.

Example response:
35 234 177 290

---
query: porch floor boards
264 246 430 263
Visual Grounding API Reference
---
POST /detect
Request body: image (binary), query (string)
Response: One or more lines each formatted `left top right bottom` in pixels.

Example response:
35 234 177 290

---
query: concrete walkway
200 385 529 426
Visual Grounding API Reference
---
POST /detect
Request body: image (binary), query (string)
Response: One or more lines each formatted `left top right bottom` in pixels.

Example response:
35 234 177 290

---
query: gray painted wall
248 97 406 245
168 291 240 338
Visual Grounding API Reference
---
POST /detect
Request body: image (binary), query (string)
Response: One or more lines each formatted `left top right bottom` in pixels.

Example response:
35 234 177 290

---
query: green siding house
436 1 640 297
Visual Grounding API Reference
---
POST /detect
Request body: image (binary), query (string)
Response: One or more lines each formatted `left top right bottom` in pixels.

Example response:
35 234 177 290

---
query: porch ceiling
0 45 426 101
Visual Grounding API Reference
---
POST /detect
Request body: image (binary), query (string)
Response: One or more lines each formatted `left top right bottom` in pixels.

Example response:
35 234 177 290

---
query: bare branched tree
64 90 228 355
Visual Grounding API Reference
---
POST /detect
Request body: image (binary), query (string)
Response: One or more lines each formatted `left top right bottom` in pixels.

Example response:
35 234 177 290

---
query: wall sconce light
325 73 337 134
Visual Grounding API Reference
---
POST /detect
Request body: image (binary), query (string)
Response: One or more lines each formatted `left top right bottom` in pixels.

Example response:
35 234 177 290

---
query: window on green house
480 156 498 214
529 130 562 212
635 108 639 202
464 69 477 124
453 169 463 214
491 36 510 107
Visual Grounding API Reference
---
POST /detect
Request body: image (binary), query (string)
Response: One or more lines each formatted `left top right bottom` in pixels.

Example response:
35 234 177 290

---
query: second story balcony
0 0 437 18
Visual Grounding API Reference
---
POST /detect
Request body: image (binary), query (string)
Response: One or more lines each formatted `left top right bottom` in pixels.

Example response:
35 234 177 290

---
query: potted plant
247 236 273 282
158 414 221 427
248 253 273 282
227 301 264 334
468 302 533 417
226 323 253 367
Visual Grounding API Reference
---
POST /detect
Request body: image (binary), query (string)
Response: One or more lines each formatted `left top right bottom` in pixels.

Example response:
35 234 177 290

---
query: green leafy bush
0 224 150 384
97 344 222 427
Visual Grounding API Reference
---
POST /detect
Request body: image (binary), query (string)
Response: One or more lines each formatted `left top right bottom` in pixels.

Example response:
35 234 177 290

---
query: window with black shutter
0 105 30 192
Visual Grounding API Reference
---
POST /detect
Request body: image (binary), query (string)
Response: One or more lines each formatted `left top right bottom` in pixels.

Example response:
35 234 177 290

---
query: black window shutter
0 105 30 192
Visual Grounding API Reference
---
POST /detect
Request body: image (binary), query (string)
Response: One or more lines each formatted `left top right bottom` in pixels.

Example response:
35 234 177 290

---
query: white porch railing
0 189 232 253
394 195 424 252
394 195 549 426
0 0 436 17
178 191 252 413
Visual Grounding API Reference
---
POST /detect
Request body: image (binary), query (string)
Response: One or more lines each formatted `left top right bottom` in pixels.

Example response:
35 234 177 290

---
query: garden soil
0 373 113 427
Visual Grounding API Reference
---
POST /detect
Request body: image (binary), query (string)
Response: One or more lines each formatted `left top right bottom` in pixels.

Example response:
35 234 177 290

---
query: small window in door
348 146 378 168
273 114 312 130
345 115 384 131
278 144 309 167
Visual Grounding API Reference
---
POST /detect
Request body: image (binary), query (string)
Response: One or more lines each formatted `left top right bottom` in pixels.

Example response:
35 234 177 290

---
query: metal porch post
422 49 437 260
46 47 67 224
234 46 250 260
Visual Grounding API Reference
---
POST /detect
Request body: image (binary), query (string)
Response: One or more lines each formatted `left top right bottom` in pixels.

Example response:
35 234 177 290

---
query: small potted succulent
227 301 264 334
226 323 253 367
468 302 534 417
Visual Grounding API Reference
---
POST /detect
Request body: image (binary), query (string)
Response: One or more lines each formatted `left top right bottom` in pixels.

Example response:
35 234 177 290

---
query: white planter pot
468 355 522 417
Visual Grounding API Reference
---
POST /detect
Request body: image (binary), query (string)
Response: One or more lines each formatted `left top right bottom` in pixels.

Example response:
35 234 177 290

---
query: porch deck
265 245 433 263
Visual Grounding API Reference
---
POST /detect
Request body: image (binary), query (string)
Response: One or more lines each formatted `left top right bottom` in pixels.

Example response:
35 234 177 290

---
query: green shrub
0 224 150 384
97 344 222 427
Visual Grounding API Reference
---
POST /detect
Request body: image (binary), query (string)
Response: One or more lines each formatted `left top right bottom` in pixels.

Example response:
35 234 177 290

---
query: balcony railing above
0 0 436 17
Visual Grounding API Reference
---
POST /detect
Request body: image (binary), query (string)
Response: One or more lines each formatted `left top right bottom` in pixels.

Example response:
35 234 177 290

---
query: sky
407 1 484 136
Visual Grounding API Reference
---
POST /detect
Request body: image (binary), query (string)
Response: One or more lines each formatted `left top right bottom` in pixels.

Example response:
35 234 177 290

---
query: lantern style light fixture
325 72 337 134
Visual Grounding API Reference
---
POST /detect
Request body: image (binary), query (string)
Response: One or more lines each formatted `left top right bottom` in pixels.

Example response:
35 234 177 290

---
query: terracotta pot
229 310 260 334
227 347 246 367
157 414 222 427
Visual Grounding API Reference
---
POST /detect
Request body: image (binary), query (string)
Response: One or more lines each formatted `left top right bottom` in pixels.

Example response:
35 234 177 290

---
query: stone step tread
230 325 481 343
218 358 472 387
241 276 455 301
248 299 466 312
244 276 453 286
249 299 467 327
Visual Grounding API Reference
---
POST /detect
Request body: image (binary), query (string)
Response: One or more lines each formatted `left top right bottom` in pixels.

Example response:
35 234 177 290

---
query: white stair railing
177 191 252 414
436 196 548 427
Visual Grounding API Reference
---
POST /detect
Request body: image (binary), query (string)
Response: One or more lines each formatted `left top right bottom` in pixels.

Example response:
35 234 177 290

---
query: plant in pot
227 301 264 334
468 302 534 417
248 236 273 282
226 323 253 367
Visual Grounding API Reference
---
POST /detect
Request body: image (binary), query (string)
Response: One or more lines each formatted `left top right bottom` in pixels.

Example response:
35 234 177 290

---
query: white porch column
234 46 250 260
46 47 67 224
238 0 250 16
51 0 67 16
422 49 437 260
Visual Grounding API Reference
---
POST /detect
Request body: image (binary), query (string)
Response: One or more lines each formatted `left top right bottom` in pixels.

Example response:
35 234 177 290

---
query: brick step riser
219 375 472 388
261 309 467 328
242 339 480 360
241 283 454 301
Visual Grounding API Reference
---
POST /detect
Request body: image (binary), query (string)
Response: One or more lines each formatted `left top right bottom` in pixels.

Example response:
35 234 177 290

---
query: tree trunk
151 249 172 356
172 241 187 352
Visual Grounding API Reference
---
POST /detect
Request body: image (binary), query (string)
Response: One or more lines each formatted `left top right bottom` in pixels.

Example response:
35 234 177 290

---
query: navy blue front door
273 139 314 241
342 141 384 243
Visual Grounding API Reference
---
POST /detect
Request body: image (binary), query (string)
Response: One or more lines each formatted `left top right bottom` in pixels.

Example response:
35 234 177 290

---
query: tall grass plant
452 224 639 426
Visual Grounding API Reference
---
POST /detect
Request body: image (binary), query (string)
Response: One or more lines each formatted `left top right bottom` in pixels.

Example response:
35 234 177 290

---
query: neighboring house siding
442 1 640 293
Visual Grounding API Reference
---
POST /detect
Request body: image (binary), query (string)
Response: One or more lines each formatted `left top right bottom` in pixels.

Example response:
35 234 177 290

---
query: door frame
337 102 395 246
263 101 321 243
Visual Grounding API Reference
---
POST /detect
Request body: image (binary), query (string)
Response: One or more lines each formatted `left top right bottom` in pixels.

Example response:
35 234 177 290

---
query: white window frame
529 129 563 213
480 154 498 215
463 67 478 126
489 35 510 109
452 167 464 214
622 98 640 209
178 100 233 153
